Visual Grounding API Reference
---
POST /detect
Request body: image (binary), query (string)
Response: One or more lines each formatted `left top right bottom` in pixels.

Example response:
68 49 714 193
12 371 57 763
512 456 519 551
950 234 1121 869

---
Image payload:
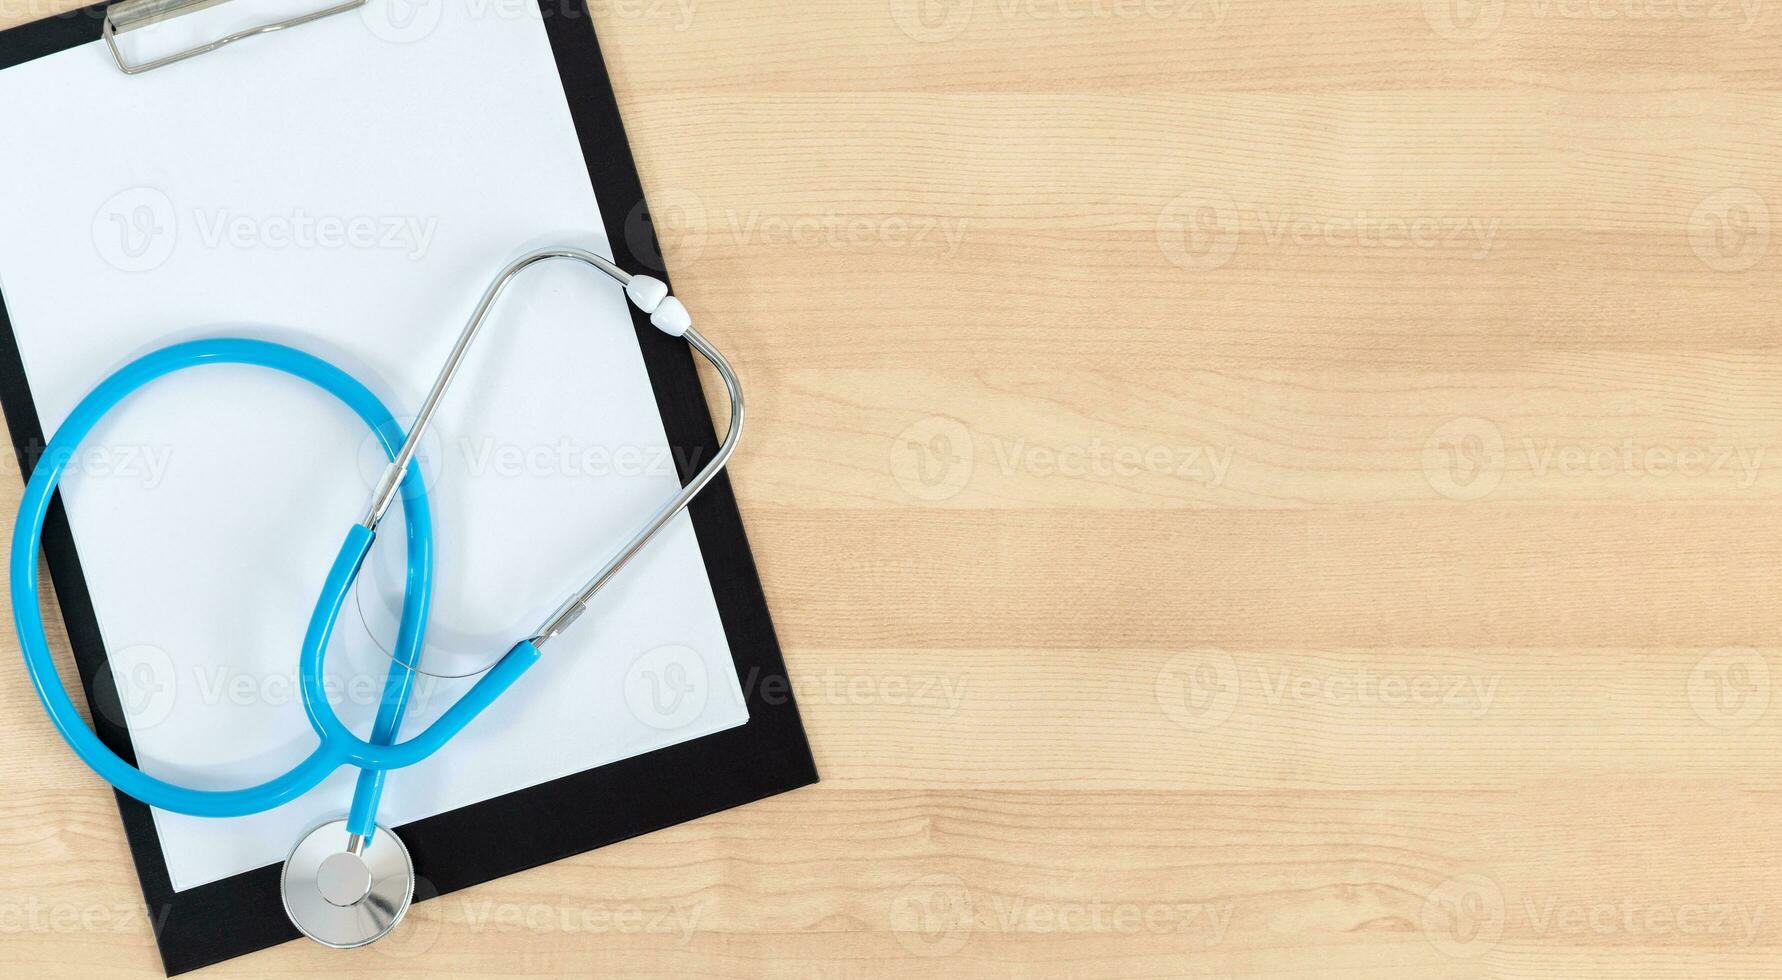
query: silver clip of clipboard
103 0 365 75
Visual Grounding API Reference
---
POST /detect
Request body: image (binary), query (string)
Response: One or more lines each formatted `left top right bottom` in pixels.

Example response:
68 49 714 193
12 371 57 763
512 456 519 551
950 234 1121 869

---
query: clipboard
0 1 816 973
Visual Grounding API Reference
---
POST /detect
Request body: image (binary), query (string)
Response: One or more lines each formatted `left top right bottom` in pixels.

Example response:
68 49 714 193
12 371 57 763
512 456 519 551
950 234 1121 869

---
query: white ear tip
625 275 669 314
650 296 692 337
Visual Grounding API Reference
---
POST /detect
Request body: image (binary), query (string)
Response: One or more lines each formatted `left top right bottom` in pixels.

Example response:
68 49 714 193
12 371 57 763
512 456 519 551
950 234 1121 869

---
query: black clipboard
0 3 816 974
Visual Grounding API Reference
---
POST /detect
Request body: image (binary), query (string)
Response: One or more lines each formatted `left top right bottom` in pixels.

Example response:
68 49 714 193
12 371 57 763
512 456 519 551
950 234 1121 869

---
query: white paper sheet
0 0 747 891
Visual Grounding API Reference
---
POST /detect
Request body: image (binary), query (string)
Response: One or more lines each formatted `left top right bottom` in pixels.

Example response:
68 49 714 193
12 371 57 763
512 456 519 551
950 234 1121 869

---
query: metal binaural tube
528 325 744 647
362 247 632 529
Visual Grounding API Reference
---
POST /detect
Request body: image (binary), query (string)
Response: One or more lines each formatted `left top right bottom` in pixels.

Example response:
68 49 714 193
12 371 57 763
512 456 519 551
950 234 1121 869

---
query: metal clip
104 0 366 75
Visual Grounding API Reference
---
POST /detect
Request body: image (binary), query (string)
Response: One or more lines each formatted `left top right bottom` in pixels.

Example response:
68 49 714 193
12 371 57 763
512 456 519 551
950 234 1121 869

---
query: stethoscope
8 247 743 948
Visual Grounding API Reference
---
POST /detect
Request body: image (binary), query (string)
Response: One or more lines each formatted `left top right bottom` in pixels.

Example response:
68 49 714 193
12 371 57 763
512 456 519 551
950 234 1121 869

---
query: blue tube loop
10 338 538 825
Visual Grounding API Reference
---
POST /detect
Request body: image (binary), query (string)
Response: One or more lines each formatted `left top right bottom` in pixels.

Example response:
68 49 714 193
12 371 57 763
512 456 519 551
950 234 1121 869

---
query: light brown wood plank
3 0 1782 975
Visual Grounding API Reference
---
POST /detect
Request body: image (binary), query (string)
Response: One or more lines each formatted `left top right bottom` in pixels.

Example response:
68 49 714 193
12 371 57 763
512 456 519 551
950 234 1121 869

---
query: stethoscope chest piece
281 819 415 948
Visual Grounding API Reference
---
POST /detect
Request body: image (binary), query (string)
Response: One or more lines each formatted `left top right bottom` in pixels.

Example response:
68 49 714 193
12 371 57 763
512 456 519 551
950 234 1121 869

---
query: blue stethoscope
9 248 743 947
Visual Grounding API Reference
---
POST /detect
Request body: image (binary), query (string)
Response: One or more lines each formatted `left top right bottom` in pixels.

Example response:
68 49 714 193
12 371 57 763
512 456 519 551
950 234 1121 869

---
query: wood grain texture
2 0 1781 975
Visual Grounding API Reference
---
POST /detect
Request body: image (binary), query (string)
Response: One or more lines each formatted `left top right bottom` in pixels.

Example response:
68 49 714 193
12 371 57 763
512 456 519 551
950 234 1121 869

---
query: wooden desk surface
3 0 1782 976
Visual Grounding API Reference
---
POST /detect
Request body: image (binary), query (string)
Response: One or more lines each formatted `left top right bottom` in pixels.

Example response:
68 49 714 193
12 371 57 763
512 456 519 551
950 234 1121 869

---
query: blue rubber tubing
9 338 435 820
